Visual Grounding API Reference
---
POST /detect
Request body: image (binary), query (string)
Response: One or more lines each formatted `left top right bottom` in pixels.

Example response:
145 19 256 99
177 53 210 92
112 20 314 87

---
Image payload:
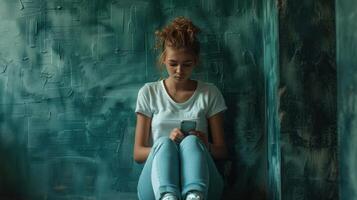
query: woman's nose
176 65 182 73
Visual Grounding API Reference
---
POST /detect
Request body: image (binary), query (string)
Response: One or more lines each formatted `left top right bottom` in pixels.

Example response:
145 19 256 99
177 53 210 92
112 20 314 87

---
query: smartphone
180 120 197 136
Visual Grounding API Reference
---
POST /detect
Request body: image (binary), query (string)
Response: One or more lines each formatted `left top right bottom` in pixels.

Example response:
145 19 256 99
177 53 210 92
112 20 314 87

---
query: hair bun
155 16 200 54
172 16 200 35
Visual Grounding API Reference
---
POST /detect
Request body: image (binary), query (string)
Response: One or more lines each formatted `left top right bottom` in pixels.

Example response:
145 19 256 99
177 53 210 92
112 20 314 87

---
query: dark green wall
0 0 268 199
278 0 338 199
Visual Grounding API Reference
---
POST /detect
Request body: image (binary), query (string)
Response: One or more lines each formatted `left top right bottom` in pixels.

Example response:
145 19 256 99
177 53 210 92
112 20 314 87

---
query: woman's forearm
134 146 152 164
210 144 228 160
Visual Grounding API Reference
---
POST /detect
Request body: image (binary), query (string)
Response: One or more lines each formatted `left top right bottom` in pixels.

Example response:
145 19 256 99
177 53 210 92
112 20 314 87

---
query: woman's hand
188 130 209 147
169 128 185 143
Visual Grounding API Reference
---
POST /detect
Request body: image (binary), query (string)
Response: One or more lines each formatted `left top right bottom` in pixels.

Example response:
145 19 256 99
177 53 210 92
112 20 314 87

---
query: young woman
134 16 228 200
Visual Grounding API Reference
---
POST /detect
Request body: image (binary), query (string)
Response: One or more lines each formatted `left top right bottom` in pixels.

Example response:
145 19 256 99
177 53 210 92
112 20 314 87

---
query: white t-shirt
135 79 227 145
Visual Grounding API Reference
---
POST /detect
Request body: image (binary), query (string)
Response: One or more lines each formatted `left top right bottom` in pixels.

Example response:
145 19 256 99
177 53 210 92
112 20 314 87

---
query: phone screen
180 120 196 136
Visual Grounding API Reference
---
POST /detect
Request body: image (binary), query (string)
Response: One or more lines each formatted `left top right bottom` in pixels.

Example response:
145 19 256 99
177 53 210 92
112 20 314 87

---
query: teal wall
2 0 354 200
336 0 357 199
0 0 269 199
263 0 281 199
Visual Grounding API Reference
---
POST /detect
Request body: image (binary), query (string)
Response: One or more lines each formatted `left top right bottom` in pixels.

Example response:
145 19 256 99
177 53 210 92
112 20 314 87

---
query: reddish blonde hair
155 16 201 70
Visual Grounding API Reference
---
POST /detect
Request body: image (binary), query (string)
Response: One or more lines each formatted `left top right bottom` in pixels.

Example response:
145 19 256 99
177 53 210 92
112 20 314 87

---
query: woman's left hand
188 130 209 147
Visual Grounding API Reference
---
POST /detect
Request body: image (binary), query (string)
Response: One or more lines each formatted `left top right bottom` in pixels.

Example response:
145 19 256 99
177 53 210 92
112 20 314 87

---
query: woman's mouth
174 75 183 79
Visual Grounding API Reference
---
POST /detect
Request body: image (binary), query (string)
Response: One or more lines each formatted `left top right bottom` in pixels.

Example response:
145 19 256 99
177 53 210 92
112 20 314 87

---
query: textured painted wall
263 0 281 199
336 0 357 199
278 1 338 199
0 0 268 199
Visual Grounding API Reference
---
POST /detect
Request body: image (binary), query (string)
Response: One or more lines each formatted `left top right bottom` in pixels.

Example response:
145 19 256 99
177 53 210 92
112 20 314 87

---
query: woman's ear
159 50 167 65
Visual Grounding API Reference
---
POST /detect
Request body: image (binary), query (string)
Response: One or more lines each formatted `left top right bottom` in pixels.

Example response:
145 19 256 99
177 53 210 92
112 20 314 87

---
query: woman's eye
168 63 192 67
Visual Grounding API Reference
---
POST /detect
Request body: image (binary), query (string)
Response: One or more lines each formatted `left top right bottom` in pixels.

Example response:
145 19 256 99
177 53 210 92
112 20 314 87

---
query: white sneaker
185 191 204 200
161 192 178 200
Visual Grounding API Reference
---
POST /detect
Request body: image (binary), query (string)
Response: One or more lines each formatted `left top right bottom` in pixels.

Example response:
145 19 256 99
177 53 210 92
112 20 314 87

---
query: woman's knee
153 136 177 152
180 135 203 148
154 136 174 146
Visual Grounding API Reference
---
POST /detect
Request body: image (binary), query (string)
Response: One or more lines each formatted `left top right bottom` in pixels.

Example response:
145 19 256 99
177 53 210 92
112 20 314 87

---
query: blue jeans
137 135 224 200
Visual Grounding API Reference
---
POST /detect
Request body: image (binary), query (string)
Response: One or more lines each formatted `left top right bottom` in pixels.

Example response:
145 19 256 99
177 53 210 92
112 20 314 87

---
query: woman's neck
164 77 196 91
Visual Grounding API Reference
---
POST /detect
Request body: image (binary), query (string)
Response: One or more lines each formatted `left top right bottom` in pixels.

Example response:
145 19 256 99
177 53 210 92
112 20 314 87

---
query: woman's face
163 46 197 82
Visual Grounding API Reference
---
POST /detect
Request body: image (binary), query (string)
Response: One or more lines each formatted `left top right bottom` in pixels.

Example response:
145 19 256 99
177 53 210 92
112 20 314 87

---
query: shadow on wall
216 3 267 199
0 89 30 199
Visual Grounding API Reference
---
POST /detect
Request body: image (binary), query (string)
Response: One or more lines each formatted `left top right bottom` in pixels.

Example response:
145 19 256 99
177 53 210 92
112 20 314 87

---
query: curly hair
155 16 201 67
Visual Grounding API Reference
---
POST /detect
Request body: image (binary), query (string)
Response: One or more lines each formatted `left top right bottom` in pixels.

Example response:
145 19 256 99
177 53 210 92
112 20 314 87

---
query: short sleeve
206 85 228 118
135 85 153 118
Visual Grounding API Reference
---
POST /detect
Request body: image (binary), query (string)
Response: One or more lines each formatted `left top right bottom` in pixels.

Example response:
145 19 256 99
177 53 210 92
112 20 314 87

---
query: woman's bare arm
133 113 152 163
208 112 228 160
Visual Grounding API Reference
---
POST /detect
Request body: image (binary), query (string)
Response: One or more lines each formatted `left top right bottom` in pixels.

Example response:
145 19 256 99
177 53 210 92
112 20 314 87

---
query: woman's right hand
169 128 185 143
